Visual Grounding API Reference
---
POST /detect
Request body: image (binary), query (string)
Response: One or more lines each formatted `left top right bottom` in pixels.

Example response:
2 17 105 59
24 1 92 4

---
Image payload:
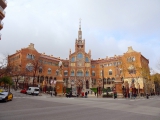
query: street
0 90 160 120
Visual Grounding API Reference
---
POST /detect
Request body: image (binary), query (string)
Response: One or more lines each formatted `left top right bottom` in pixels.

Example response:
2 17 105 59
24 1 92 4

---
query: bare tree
0 55 12 78
26 54 44 86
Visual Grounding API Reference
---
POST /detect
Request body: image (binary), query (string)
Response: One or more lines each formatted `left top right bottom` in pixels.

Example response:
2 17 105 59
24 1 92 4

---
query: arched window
109 69 112 75
107 78 111 84
85 57 89 62
26 63 33 71
77 70 83 76
71 70 74 76
77 53 83 59
104 78 107 84
39 67 43 73
86 80 89 89
48 68 52 74
85 71 89 76
71 56 75 62
100 70 102 76
92 71 95 76
64 70 68 76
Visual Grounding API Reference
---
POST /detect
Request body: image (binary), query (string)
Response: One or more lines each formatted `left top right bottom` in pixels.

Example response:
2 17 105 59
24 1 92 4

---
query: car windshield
0 93 6 95
35 89 39 91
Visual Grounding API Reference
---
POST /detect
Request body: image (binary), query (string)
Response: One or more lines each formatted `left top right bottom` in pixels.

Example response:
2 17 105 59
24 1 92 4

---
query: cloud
0 0 160 72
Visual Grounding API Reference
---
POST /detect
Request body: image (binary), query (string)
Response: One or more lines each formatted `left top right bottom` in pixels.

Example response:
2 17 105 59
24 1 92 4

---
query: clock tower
69 19 92 95
75 19 85 52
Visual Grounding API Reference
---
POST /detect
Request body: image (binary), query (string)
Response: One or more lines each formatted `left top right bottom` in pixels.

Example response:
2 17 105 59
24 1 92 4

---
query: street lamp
71 80 74 95
102 65 104 94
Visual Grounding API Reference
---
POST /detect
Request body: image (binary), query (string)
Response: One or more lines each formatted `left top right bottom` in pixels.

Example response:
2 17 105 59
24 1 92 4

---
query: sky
0 0 160 73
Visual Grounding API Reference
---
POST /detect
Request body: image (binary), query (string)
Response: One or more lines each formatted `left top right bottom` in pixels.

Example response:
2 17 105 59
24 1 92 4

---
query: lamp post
102 65 104 94
71 80 74 96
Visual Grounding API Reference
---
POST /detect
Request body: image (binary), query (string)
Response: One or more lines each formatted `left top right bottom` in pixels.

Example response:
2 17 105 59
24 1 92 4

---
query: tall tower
75 19 85 52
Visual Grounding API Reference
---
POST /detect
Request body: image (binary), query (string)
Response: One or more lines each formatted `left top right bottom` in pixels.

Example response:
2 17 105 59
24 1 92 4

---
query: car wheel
10 96 13 101
5 97 8 102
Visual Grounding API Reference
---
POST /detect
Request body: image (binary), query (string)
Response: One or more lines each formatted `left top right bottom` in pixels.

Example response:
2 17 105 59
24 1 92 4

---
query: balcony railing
0 6 5 15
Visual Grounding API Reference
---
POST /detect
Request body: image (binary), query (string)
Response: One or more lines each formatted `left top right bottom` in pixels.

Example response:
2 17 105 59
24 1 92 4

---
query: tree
150 73 160 93
0 76 13 92
0 55 12 78
26 54 44 86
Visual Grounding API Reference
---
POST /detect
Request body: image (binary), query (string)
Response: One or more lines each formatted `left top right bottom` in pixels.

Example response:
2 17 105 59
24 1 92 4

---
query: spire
78 18 82 39
79 18 81 30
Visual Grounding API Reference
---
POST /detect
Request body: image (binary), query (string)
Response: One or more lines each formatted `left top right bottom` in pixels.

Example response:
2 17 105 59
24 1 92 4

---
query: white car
0 91 13 102
26 87 39 95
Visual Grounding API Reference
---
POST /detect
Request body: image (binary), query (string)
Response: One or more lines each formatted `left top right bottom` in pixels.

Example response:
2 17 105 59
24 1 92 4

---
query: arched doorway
86 80 89 89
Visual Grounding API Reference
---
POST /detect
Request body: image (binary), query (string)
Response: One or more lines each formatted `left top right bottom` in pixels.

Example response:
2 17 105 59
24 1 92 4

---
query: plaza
0 90 160 120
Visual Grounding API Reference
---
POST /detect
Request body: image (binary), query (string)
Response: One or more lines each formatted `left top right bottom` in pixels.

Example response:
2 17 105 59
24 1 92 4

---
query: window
48 68 52 74
100 70 102 76
128 65 136 74
92 71 95 76
127 57 136 62
77 70 83 76
71 70 74 76
64 70 68 76
86 80 89 89
39 67 43 73
92 79 96 85
104 79 107 84
92 65 95 68
85 57 89 62
85 71 89 76
26 63 33 71
107 78 111 84
71 57 75 62
27 54 34 60
109 69 112 75
77 53 83 59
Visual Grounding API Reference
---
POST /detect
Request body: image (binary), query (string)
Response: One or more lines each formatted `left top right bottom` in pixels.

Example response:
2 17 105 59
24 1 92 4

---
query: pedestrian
55 91 57 97
85 92 88 98
50 87 53 97
95 92 96 96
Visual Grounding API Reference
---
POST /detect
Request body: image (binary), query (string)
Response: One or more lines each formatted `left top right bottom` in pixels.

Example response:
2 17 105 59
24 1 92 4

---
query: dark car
0 91 13 102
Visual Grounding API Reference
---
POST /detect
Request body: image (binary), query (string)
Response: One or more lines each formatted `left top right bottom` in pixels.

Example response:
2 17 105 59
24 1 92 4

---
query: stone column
114 65 123 98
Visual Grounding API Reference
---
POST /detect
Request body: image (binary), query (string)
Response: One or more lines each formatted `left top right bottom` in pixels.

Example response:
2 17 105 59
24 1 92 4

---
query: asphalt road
0 90 160 120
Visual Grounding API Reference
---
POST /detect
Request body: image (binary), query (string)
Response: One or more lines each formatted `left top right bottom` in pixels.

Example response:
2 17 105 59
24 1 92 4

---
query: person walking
85 92 88 98
95 92 96 96
50 86 53 97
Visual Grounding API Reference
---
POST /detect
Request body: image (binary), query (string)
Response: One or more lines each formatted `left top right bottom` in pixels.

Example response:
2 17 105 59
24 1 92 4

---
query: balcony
0 20 3 30
0 6 5 19
0 0 7 9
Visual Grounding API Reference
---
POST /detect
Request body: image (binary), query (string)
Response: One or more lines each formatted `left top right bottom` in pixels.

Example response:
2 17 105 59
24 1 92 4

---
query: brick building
8 22 151 95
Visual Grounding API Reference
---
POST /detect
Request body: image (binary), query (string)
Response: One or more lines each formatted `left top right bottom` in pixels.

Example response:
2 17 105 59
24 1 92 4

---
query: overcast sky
0 0 160 73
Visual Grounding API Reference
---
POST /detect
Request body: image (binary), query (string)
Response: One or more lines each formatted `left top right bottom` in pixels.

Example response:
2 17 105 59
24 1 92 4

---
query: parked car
0 91 13 102
20 89 27 94
26 87 39 95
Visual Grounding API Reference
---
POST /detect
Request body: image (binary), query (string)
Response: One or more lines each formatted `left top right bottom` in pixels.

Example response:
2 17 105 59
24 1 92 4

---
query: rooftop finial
79 18 81 30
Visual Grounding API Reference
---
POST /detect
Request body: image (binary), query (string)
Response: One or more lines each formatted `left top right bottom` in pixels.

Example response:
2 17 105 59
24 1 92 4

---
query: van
26 87 39 96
